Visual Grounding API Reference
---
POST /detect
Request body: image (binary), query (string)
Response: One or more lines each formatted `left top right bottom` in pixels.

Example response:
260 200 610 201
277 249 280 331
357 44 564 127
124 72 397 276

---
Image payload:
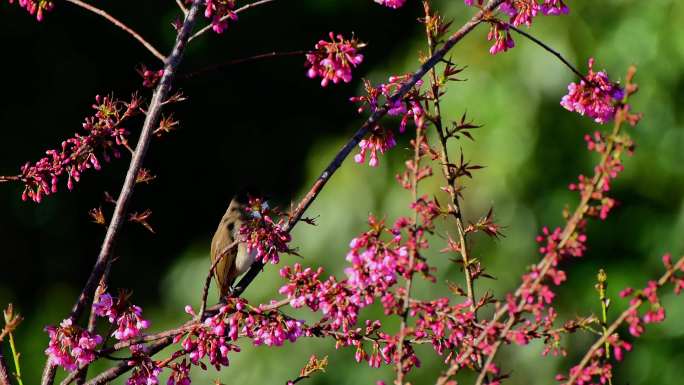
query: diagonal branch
232 0 506 299
64 0 166 62
39 2 204 385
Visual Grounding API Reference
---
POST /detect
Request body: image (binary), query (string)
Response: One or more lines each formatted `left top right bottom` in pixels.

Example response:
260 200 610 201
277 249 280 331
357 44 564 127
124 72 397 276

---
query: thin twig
199 240 238 319
0 176 20 183
75 260 113 385
183 50 307 80
175 0 188 14
508 25 588 83
64 0 165 62
565 256 684 385
395 97 424 385
188 0 278 42
40 2 204 385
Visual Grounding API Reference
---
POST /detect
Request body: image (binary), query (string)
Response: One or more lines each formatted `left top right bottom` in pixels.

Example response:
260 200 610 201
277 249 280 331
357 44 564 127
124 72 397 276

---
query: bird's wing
211 223 238 297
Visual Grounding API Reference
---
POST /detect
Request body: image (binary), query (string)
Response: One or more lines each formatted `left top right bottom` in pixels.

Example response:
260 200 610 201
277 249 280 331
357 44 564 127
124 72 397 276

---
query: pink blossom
18 94 138 203
202 0 238 34
238 197 293 264
7 0 54 21
126 345 162 385
374 0 406 9
44 318 103 372
561 58 623 123
487 22 515 55
305 32 365 87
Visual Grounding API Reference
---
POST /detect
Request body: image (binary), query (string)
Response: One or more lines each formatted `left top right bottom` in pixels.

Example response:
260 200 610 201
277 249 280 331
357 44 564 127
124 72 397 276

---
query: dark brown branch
40 2 204 385
64 0 165 62
183 50 307 80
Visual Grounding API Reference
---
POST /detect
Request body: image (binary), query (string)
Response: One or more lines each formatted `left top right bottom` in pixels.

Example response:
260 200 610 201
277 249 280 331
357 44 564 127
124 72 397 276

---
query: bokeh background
1 0 684 384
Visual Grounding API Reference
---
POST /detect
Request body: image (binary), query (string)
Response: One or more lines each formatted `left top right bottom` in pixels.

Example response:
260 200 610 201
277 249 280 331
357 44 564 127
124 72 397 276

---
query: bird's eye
227 223 235 231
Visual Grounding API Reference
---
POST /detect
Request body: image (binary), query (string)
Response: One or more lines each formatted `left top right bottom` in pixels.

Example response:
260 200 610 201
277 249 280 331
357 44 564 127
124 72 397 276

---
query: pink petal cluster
44 318 102 372
487 22 515 55
305 32 365 87
93 292 151 341
466 0 568 25
126 345 162 385
238 197 293 264
373 0 406 9
202 0 238 34
7 0 54 21
18 94 139 203
350 75 426 166
354 128 396 167
180 310 239 369
137 66 165 88
561 58 624 124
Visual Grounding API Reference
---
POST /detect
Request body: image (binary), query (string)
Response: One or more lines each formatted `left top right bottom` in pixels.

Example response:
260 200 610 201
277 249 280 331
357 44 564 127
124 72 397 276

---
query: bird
210 195 256 298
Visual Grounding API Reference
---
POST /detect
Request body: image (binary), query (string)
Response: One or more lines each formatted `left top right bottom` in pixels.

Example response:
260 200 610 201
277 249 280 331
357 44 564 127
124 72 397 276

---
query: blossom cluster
126 300 306 385
201 0 238 34
6 0 54 21
561 58 624 124
305 32 365 87
93 292 151 341
350 75 426 166
18 94 140 203
466 0 568 54
44 318 102 372
44 292 150 372
238 197 293 264
373 0 406 9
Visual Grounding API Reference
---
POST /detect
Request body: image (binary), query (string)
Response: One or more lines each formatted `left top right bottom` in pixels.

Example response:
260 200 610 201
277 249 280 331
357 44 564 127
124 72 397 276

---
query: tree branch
39 2 204 385
188 0 278 42
64 0 166 62
232 0 505 300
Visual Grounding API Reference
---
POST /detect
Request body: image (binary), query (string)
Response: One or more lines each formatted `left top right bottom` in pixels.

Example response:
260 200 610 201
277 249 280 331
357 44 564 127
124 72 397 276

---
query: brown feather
210 197 246 298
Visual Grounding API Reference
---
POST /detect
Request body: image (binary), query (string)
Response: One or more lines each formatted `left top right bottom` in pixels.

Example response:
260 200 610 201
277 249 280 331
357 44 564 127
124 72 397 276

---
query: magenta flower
18 94 139 203
487 22 515 55
238 197 293 264
305 32 365 87
93 291 151 341
374 0 406 8
560 58 624 124
7 0 54 21
126 345 162 385
202 0 238 34
44 318 103 372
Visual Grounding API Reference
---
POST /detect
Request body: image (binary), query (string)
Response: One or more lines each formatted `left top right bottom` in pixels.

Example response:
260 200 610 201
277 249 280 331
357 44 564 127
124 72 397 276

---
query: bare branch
64 0 166 62
40 1 204 385
188 0 278 42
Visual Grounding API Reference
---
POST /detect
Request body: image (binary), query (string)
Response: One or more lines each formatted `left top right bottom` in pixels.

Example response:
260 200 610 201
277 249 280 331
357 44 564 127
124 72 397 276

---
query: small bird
210 195 256 298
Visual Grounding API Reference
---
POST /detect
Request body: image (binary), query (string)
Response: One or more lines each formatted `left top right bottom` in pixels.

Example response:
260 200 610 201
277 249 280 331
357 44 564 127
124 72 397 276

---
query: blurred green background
1 0 684 384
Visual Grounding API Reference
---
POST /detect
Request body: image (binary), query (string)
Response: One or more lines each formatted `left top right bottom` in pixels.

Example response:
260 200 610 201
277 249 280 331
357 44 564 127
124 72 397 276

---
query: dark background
1 1 684 384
